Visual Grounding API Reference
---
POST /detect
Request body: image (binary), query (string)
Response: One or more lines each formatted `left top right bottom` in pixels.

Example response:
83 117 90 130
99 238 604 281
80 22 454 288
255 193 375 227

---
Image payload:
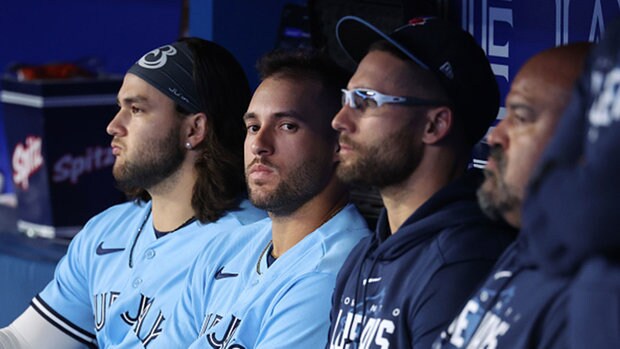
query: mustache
488 145 504 163
486 145 506 174
246 158 276 171
338 134 360 150
111 138 124 148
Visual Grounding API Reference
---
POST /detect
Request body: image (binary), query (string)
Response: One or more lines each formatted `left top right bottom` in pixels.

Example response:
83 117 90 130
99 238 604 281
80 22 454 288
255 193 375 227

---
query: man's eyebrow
273 111 301 119
243 110 303 121
506 102 534 113
243 112 256 122
117 95 149 105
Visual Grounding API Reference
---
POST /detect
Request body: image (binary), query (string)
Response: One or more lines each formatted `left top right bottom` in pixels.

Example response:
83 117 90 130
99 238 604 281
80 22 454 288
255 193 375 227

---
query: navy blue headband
127 41 201 113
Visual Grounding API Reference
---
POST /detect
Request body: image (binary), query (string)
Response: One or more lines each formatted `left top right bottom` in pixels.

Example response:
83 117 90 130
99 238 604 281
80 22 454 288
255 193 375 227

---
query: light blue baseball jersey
150 203 370 349
33 199 266 348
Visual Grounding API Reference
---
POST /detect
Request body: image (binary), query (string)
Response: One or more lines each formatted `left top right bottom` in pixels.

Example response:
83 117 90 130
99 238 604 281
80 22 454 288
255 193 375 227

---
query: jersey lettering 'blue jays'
33 199 265 348
327 170 516 349
149 203 371 349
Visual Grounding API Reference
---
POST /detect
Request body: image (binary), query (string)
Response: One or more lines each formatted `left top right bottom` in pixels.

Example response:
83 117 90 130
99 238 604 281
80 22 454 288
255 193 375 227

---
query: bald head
478 42 592 228
514 42 592 119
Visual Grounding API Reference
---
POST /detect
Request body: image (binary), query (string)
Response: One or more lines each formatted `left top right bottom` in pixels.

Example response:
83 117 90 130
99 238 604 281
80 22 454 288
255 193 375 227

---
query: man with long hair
0 38 265 348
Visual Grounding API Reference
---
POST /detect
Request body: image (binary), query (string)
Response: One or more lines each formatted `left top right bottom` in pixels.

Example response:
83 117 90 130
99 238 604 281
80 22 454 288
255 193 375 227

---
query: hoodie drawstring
344 239 380 347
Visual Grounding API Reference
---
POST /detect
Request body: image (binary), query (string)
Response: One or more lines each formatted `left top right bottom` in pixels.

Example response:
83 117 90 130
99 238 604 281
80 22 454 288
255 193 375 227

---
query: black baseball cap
336 16 500 146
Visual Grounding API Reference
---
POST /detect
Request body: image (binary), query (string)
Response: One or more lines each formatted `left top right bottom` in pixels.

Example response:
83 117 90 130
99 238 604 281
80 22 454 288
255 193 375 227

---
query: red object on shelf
15 63 95 81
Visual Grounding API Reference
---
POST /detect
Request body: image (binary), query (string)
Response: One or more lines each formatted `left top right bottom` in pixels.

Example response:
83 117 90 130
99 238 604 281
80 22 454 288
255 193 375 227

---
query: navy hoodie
434 20 620 349
326 170 515 348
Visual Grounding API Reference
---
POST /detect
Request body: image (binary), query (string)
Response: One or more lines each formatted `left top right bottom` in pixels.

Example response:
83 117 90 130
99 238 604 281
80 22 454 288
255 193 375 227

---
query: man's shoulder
318 204 372 248
225 199 268 226
195 217 272 265
433 216 516 264
70 201 147 244
568 257 620 348
89 200 145 222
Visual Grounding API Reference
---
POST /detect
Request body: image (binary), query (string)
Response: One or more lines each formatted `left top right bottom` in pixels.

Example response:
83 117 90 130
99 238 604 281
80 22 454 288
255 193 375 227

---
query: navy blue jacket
326 170 515 348
434 20 620 349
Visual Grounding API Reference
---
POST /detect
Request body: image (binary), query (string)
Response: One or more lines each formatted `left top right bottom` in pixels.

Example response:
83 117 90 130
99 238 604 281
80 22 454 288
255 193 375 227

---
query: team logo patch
138 45 177 70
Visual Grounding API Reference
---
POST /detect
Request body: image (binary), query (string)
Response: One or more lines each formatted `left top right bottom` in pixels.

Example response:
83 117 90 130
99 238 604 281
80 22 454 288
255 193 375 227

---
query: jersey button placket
145 249 156 259
132 278 143 288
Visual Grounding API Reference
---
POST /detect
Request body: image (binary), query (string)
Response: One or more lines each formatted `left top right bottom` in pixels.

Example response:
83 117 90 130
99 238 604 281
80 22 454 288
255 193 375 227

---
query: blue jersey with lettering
34 199 266 348
149 203 370 349
327 170 516 349
434 20 620 349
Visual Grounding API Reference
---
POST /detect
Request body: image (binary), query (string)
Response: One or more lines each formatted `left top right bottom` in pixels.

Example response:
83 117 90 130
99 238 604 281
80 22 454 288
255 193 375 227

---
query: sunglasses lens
353 91 367 109
342 90 359 109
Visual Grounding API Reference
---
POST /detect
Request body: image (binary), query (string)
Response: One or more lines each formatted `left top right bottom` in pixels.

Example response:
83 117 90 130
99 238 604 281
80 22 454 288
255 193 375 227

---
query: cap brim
336 16 429 70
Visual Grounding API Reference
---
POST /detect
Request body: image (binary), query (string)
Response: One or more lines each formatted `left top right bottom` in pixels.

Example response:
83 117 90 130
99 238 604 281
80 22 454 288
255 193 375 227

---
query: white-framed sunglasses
341 88 446 109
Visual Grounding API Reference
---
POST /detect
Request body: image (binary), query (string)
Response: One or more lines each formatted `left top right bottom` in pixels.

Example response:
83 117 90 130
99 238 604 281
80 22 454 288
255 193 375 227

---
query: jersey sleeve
0 305 91 349
33 225 97 346
412 260 494 348
254 273 336 349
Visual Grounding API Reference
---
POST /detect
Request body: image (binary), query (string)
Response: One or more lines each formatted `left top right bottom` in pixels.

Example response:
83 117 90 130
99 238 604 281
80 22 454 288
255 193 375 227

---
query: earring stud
185 142 192 150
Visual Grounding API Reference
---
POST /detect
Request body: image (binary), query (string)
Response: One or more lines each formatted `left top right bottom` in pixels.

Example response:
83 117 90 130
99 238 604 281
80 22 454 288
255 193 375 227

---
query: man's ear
184 112 208 148
422 106 453 144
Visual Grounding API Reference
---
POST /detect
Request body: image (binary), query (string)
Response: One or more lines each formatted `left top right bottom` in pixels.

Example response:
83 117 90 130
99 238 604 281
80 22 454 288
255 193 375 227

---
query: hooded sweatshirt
433 20 620 349
524 18 620 349
327 169 515 349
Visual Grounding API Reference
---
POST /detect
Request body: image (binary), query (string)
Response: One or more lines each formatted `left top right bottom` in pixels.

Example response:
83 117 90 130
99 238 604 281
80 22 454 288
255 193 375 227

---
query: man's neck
269 180 348 258
148 163 197 232
381 149 467 233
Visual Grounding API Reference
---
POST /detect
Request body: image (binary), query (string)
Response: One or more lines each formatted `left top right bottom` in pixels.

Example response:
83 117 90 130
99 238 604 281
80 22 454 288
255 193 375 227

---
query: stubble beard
113 128 186 194
336 127 421 189
247 156 331 216
477 145 521 223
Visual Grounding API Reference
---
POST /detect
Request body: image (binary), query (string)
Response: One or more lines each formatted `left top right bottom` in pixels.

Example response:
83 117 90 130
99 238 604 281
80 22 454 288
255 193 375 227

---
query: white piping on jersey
32 297 97 344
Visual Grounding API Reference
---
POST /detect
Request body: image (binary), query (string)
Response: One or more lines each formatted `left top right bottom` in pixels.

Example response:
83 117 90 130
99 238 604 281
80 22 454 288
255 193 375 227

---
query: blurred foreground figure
433 42 594 348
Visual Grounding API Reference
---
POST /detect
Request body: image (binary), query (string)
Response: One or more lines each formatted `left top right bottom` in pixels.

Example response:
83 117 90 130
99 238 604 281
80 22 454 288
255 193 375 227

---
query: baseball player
326 16 516 348
145 49 371 349
0 38 266 348
432 43 591 348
